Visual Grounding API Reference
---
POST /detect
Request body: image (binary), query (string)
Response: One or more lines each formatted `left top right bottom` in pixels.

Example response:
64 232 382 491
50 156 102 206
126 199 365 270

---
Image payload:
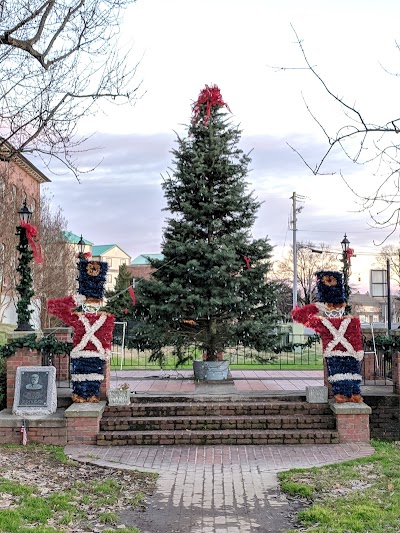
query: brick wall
42 328 73 382
363 395 400 440
6 348 41 409
65 403 106 444
0 413 67 446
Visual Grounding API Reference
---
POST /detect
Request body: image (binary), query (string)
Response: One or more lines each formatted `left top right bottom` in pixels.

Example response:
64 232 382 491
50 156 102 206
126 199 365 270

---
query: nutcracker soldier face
77 260 109 312
315 271 346 317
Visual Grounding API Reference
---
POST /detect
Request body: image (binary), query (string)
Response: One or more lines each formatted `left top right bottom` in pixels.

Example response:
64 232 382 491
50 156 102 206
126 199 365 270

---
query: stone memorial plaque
13 366 57 416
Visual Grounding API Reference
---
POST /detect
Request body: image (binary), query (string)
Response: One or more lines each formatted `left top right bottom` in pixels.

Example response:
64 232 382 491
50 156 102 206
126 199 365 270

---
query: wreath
86 262 101 277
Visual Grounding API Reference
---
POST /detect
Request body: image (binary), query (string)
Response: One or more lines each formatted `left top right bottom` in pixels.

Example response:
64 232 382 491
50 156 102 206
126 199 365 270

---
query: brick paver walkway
69 371 375 531
65 442 374 532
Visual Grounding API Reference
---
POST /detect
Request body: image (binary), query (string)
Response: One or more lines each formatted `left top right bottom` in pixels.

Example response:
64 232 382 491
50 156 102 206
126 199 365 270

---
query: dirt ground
0 445 306 532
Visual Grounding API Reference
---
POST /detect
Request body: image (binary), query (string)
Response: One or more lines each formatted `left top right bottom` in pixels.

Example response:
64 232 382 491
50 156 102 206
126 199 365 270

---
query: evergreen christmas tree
105 264 135 322
135 85 280 365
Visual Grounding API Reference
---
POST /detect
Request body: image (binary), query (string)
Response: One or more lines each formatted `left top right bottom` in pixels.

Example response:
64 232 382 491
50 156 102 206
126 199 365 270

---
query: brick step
129 394 306 403
103 402 332 418
100 414 335 432
97 428 339 446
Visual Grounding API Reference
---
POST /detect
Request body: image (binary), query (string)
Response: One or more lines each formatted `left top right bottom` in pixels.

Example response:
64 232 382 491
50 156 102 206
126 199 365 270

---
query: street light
341 234 351 313
15 200 34 331
77 234 85 260
18 200 32 224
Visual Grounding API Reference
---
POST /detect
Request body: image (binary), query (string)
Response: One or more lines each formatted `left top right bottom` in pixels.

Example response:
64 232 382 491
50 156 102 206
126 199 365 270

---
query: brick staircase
97 395 339 446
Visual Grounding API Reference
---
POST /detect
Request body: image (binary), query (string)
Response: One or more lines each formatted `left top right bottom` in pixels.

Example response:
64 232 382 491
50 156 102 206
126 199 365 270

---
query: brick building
0 144 50 326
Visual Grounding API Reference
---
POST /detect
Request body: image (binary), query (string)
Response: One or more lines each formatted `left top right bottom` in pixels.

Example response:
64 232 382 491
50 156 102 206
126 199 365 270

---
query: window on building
108 258 112 268
359 315 367 323
0 177 4 198
107 274 112 283
372 315 379 323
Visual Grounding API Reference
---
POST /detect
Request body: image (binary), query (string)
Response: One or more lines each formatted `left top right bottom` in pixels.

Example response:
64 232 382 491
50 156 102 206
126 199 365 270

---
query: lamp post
15 200 34 331
77 234 85 260
341 234 351 314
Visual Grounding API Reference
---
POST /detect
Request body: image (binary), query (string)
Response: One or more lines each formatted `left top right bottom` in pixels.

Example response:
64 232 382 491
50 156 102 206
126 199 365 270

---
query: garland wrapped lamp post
341 234 351 314
15 201 34 331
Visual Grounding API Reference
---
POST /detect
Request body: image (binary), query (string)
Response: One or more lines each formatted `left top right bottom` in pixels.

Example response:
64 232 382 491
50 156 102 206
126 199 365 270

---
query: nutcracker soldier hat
77 260 109 299
315 271 345 306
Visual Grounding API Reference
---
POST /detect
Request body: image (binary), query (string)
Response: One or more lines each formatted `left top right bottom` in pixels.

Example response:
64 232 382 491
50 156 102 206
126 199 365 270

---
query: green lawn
0 444 157 533
279 440 400 533
110 345 324 371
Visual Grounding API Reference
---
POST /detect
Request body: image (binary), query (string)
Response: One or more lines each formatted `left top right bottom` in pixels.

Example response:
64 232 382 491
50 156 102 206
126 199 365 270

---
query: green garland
15 231 34 327
0 334 73 359
0 334 72 410
364 334 400 353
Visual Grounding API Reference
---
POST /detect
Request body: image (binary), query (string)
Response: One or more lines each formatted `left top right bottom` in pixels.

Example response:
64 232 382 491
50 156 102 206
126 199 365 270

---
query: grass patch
280 440 400 532
0 444 157 533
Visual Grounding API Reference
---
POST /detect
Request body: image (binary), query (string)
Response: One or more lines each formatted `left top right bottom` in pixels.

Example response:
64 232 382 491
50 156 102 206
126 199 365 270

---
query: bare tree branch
0 0 141 177
276 25 400 236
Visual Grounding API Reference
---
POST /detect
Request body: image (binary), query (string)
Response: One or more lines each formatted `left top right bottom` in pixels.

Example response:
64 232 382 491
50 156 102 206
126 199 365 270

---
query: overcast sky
40 0 400 291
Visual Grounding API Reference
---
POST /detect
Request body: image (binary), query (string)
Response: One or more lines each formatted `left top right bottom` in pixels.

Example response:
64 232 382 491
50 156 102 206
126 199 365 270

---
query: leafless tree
275 241 340 305
0 0 140 177
0 171 19 323
33 190 77 328
376 245 400 287
274 26 400 241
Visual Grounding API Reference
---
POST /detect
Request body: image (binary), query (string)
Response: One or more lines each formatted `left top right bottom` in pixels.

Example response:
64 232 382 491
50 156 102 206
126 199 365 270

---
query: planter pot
107 388 131 406
193 360 207 381
204 360 229 381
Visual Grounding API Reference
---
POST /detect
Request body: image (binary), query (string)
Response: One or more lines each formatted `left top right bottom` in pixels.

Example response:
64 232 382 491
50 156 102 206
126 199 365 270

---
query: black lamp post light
77 234 86 260
15 200 34 331
340 233 351 313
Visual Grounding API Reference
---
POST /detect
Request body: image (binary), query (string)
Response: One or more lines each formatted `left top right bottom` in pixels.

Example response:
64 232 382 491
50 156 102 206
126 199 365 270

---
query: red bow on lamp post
20 220 44 263
346 248 354 265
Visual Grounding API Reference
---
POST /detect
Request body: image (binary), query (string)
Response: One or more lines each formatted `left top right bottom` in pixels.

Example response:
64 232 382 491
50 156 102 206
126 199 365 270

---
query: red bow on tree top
20 221 43 263
192 84 231 126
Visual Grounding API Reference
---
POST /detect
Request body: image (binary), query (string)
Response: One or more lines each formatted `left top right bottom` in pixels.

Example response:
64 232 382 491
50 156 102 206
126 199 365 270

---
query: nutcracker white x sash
70 314 110 360
321 317 364 361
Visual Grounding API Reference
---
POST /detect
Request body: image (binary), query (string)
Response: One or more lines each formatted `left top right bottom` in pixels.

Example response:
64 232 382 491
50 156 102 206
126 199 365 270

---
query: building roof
349 292 385 307
62 231 93 245
92 244 131 258
92 244 115 256
0 138 51 184
131 254 164 265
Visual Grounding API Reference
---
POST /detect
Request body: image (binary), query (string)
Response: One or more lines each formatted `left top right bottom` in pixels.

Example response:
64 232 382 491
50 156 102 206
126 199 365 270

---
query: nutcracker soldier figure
48 259 115 402
292 271 364 403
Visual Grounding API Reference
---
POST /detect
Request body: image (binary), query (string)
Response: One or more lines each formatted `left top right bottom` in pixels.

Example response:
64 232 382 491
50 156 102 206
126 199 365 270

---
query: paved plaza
66 442 374 532
65 370 375 532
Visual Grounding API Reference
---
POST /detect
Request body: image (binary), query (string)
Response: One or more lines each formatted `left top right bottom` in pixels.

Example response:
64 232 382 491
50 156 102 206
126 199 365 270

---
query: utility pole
291 192 298 309
290 192 306 309
387 257 391 335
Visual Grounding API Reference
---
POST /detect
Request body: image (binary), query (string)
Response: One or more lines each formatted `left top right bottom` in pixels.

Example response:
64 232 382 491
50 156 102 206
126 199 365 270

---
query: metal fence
361 339 393 386
110 331 323 370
